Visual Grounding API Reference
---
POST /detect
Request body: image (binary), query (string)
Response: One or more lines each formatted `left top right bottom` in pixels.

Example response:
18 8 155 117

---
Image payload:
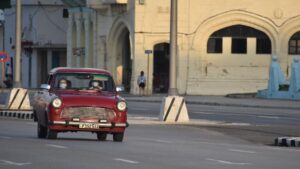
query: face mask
92 82 99 87
60 83 67 89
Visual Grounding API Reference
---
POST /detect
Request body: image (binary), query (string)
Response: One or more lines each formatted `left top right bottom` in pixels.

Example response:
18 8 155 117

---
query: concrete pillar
223 37 231 55
248 38 256 56
92 11 98 68
31 49 38 88
75 14 82 67
47 50 52 72
67 12 74 67
84 13 90 68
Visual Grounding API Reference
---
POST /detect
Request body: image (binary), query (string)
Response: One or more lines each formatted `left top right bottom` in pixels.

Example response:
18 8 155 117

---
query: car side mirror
116 85 125 92
40 84 50 90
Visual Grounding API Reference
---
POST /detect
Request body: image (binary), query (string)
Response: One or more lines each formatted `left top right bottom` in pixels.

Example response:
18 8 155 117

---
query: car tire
97 132 107 141
33 110 38 122
47 129 57 139
37 123 47 138
113 132 124 142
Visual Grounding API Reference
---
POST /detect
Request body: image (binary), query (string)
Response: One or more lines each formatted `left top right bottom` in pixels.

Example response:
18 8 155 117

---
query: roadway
127 101 300 144
1 101 300 168
128 101 300 126
0 118 300 169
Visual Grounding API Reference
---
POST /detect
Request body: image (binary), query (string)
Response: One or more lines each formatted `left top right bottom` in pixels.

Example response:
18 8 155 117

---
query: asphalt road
127 101 300 145
1 118 300 169
127 101 300 126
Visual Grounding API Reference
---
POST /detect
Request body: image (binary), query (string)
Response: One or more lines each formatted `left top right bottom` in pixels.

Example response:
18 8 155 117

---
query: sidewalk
1 89 300 110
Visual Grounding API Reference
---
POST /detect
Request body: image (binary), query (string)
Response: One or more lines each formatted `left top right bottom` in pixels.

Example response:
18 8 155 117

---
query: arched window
289 32 300 55
207 25 271 54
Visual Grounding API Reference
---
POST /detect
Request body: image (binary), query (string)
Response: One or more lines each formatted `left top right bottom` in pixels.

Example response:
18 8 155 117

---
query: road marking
114 158 139 164
227 122 251 126
258 116 280 119
0 160 31 166
0 136 12 139
136 138 174 144
206 158 251 165
229 149 256 154
46 144 67 149
151 139 173 144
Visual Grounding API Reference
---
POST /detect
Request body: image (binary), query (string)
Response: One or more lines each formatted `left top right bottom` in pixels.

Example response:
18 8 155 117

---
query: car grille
61 107 116 120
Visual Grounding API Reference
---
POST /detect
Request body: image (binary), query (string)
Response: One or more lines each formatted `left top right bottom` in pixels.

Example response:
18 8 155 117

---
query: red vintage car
32 67 128 142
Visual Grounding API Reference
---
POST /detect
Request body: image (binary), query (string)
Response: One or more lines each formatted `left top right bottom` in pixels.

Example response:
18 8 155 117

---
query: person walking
137 71 146 96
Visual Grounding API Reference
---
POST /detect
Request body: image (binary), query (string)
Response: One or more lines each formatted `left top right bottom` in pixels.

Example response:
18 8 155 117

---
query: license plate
79 123 99 129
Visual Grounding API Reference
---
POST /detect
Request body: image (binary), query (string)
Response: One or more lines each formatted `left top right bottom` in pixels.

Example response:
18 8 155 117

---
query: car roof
49 67 112 75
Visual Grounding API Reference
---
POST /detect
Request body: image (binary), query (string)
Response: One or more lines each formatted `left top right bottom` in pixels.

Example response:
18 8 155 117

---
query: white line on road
136 137 174 144
151 139 173 144
258 116 280 119
206 158 251 165
114 158 139 164
229 149 256 154
0 160 31 166
46 144 67 149
0 136 12 139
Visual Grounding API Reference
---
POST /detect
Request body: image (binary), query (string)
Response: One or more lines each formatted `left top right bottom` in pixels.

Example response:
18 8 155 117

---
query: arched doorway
153 43 170 93
120 30 132 92
109 23 132 92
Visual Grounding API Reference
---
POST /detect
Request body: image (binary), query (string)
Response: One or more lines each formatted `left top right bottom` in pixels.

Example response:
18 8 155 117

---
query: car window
53 73 115 92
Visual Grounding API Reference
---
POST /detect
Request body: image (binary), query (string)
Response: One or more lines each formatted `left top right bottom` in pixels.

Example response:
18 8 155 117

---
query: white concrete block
159 96 189 123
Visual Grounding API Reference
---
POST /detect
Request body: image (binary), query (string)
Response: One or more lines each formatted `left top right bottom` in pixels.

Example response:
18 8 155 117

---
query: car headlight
117 101 127 111
52 98 62 108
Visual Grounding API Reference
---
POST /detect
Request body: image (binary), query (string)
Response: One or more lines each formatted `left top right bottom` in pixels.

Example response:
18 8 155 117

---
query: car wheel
37 123 47 138
33 111 38 122
47 128 57 139
97 132 107 141
113 132 124 142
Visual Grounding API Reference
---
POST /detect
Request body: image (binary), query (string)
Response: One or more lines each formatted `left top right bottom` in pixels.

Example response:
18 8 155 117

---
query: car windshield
53 73 115 92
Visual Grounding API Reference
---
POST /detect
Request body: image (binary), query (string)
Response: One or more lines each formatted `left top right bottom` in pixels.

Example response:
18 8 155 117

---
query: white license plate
79 123 99 129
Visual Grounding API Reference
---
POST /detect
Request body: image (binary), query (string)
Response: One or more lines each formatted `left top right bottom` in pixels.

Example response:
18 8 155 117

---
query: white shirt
137 75 146 84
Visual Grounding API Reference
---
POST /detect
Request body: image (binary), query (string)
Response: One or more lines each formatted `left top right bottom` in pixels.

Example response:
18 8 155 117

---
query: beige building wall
66 0 300 95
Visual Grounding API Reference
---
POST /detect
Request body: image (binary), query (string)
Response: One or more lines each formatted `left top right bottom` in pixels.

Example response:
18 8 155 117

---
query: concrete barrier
6 88 31 110
0 88 33 120
274 137 300 147
159 96 189 123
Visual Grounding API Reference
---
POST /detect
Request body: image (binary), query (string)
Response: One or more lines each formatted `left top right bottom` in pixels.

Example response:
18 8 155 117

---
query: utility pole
168 0 178 96
159 0 189 123
14 0 22 87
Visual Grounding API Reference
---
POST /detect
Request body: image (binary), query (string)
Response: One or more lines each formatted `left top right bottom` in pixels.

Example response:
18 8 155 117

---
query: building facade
64 0 300 95
2 0 67 88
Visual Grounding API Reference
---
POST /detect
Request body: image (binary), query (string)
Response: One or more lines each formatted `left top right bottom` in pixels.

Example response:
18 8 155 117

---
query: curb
125 98 300 110
274 137 300 147
0 110 33 120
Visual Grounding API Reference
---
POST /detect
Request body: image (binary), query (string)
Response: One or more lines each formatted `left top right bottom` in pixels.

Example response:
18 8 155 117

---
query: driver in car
89 80 103 91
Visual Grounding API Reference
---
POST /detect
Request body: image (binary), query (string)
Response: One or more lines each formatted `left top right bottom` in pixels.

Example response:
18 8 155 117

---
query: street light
159 0 189 123
14 0 22 88
168 0 178 96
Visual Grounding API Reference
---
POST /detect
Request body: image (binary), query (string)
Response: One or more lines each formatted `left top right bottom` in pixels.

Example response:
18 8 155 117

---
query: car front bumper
49 121 129 128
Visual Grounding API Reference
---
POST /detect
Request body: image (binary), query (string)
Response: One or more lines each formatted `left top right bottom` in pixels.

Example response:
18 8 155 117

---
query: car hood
55 91 117 109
